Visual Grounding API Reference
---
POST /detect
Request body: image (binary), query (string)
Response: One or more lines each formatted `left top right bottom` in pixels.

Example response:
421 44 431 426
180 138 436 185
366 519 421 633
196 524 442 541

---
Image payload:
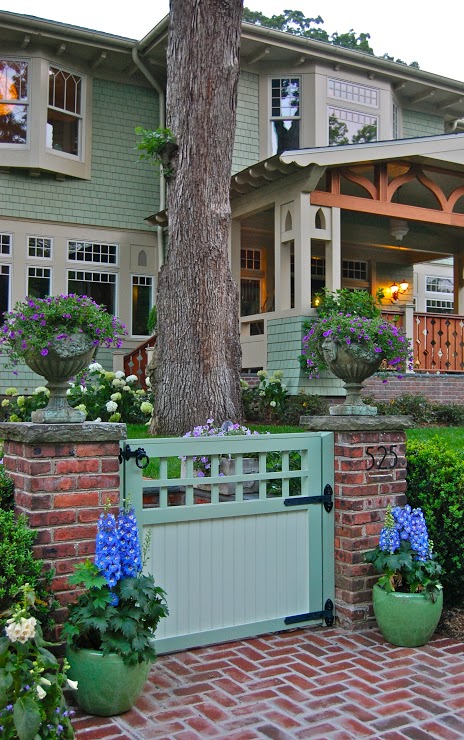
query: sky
0 1 463 82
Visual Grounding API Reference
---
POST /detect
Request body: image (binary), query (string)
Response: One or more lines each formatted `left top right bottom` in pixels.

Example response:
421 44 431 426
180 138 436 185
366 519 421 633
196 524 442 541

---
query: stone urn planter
321 337 382 416
25 333 96 423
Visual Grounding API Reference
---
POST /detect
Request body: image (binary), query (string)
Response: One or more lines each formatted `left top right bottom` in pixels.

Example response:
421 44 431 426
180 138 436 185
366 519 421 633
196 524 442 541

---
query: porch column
293 193 312 313
325 207 342 292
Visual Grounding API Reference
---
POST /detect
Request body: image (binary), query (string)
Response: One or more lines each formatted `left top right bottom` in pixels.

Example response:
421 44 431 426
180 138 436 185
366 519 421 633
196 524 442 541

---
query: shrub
241 370 288 423
280 392 329 425
406 439 464 606
0 510 55 632
0 385 49 423
0 463 14 511
433 404 464 426
67 362 154 424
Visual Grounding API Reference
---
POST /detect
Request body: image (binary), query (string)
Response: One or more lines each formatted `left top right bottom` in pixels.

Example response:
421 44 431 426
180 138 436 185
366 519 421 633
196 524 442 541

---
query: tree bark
151 0 244 435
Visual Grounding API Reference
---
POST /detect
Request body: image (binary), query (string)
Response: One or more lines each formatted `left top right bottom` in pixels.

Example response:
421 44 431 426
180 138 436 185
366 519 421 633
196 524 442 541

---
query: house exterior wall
402 109 444 138
232 71 260 173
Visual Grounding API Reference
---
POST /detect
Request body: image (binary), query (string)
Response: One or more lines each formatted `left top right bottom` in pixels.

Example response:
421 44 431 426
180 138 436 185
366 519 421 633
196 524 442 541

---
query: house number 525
366 445 398 470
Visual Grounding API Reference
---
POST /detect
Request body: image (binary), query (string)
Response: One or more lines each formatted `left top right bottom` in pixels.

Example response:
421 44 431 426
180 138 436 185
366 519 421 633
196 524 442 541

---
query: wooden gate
120 432 334 654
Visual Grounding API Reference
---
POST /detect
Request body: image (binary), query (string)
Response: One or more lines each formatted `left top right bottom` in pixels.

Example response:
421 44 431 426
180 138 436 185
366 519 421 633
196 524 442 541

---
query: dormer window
0 60 28 145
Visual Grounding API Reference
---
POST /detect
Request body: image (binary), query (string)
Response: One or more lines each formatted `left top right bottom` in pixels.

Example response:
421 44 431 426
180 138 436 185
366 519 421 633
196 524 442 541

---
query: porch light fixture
389 279 409 303
390 218 409 242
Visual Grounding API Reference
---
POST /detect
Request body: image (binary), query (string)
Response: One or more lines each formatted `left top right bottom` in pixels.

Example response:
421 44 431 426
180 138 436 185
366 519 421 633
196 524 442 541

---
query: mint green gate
120 432 334 654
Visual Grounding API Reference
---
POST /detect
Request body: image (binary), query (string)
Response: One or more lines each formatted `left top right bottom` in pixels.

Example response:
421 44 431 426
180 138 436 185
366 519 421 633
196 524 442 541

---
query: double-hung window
270 77 300 155
47 66 82 156
0 60 28 145
327 78 379 146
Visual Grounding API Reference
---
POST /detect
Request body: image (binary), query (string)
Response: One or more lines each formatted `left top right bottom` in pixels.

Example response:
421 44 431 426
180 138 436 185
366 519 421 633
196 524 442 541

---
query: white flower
36 685 47 699
66 388 72 396
94 417 102 423
112 378 125 388
34 386 50 396
5 616 37 643
67 679 78 691
75 404 87 414
79 385 88 394
140 401 153 414
110 392 122 402
115 370 125 379
88 362 104 373
126 374 138 383
106 400 118 412
145 377 151 387
39 677 51 686
122 385 131 392
270 400 277 407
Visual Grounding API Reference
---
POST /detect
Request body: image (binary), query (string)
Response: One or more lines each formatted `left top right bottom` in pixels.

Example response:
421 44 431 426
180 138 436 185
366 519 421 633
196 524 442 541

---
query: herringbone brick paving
70 627 464 739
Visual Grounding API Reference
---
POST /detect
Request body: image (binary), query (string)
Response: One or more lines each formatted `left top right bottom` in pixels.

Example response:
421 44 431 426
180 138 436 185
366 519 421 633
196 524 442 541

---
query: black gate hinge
118 444 149 469
284 483 333 513
285 599 334 627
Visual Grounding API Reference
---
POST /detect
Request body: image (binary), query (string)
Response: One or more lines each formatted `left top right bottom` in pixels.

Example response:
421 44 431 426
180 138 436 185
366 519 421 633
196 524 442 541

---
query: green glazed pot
65 646 151 716
373 584 443 647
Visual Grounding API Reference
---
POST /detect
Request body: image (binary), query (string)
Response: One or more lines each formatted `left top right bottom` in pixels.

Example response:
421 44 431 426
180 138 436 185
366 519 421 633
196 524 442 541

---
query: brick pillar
301 415 412 630
0 422 126 632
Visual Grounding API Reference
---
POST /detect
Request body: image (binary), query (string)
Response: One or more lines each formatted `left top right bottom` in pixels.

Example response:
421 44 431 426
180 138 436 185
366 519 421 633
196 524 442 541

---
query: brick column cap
0 421 127 443
300 415 413 431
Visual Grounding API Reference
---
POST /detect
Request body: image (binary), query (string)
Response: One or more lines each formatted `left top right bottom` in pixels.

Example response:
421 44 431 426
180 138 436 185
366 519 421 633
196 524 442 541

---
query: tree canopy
243 7 419 67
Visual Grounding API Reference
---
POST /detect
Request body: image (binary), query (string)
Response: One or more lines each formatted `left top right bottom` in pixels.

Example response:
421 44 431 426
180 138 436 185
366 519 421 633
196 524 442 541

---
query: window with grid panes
328 78 378 108
28 236 52 259
47 66 82 156
68 241 118 265
342 260 368 281
426 276 453 294
426 298 454 314
270 77 300 155
28 266 51 299
0 60 28 145
68 270 116 314
0 234 12 255
241 249 262 271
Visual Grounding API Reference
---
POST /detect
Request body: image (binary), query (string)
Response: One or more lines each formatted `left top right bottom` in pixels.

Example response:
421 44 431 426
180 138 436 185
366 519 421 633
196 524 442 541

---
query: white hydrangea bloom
88 362 104 373
106 400 118 412
145 377 151 387
110 392 122 402
34 386 50 396
122 385 130 392
112 378 125 388
125 375 138 383
115 370 126 379
140 401 153 414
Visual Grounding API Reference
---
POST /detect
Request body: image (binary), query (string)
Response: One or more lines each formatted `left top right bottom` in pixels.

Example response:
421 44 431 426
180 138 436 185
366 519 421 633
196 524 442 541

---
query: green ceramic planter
373 584 443 647
65 646 151 716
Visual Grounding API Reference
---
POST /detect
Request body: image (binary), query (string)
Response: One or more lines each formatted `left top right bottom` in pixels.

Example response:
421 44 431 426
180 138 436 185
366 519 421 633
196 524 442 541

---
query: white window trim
26 264 53 296
67 240 119 267
131 273 154 339
0 233 13 257
328 77 379 109
27 235 53 260
67 269 118 316
0 262 12 316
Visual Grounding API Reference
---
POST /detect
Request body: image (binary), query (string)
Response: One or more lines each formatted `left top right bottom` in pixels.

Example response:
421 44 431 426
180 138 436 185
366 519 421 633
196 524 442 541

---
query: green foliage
63 561 168 667
0 511 55 633
241 369 288 423
134 127 177 178
315 287 384 319
147 305 157 336
365 540 442 599
369 394 464 426
0 386 49 423
0 585 75 739
67 363 153 424
243 7 419 65
280 392 329 425
0 463 14 511
406 439 464 606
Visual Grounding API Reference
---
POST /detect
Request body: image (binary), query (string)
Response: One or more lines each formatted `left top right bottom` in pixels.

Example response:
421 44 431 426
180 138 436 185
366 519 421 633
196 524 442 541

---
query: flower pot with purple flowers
0 294 127 423
300 289 412 415
63 503 168 716
365 504 443 647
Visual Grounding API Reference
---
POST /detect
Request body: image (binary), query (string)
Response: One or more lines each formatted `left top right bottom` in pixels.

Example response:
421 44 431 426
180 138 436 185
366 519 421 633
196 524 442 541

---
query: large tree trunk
151 0 244 435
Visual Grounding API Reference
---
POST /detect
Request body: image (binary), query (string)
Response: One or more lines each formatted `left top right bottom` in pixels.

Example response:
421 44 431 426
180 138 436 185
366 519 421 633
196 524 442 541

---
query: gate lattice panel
120 432 334 654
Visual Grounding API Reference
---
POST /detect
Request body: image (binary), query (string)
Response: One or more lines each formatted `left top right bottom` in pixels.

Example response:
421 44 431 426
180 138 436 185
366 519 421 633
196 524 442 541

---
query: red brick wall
363 374 464 405
3 434 121 631
333 429 407 629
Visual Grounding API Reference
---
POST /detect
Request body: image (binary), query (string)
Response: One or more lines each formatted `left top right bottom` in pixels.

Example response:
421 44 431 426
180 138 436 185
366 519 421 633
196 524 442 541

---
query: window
426 298 454 314
28 236 52 259
328 78 378 108
47 66 82 156
0 264 10 322
0 233 12 255
0 60 28 145
342 260 368 281
241 249 262 271
426 276 453 294
68 241 118 265
132 275 153 336
68 270 116 314
328 107 378 146
240 248 265 316
270 77 300 155
28 266 51 298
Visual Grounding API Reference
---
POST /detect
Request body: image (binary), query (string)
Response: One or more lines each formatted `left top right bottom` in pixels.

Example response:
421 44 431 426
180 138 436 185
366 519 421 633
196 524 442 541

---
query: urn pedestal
321 338 382 416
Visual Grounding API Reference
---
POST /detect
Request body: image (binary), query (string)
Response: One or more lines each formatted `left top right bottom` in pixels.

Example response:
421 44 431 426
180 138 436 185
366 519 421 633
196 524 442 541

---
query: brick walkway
70 627 464 740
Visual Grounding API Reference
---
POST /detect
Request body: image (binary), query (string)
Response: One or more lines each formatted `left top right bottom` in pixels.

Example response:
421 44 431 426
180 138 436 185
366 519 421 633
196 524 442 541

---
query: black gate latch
118 444 149 469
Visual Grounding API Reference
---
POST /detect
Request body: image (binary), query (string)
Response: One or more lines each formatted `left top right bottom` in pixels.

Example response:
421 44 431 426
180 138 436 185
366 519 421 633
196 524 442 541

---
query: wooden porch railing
413 312 464 373
123 337 156 389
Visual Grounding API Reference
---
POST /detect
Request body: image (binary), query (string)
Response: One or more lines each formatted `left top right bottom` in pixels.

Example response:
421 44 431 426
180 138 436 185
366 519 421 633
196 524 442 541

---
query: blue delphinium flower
392 504 430 561
117 506 142 578
95 511 121 588
378 505 400 553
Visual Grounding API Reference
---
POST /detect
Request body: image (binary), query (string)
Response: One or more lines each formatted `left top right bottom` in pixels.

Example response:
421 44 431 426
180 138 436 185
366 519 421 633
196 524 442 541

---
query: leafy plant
241 370 288 423
0 464 14 511
0 294 126 368
67 362 153 423
406 440 464 606
135 127 177 178
63 505 168 666
182 419 262 477
0 386 49 423
0 510 55 633
365 504 442 601
0 585 75 740
147 305 157 336
300 288 412 379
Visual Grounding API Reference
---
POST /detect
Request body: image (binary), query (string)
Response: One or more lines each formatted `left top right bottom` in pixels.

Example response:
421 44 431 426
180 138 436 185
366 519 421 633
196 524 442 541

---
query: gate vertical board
120 432 334 654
